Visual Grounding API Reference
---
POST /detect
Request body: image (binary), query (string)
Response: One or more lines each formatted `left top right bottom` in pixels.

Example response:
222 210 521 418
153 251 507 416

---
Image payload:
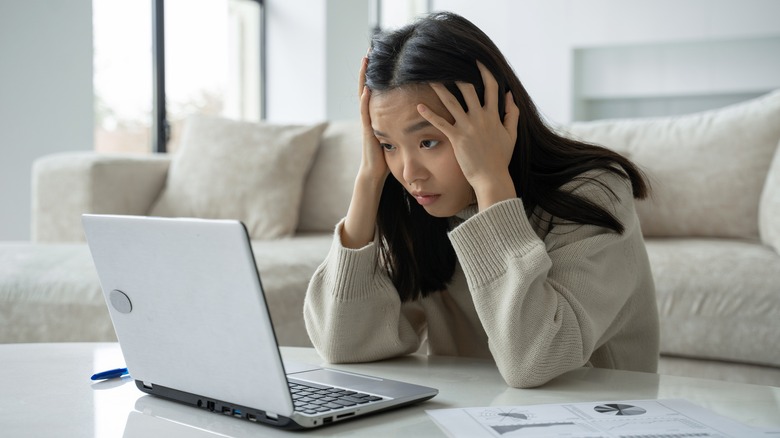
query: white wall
433 0 780 123
265 0 326 123
0 0 94 241
265 0 369 123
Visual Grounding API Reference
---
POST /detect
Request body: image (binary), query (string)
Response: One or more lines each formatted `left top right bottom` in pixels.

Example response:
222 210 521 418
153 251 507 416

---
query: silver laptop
82 214 437 430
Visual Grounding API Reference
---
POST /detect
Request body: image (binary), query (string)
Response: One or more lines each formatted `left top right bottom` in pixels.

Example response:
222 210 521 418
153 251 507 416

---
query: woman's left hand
417 61 520 209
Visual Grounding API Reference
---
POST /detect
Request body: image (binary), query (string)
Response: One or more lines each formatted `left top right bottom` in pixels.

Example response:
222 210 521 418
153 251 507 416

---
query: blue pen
90 367 129 381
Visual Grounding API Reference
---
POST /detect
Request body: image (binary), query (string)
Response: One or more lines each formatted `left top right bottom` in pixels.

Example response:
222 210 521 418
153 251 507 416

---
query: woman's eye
380 143 395 151
420 139 439 149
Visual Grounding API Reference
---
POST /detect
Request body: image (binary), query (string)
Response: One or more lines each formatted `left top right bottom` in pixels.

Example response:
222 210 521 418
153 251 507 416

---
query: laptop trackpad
290 369 414 398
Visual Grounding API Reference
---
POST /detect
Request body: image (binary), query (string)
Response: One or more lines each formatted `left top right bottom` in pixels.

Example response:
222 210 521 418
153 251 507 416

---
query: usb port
323 416 333 424
222 406 232 415
247 413 258 422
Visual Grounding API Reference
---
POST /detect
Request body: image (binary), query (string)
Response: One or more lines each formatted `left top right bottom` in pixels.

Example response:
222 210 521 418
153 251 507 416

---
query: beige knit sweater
303 170 659 388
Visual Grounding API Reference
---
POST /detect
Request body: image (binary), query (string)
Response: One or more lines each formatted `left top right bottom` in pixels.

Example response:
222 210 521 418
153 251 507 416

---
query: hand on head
417 61 519 198
358 55 390 185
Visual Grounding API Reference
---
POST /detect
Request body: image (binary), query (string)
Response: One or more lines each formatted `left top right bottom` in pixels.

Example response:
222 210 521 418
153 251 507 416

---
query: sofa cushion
565 89 780 239
759 140 780 252
646 238 780 367
150 116 327 239
298 120 362 232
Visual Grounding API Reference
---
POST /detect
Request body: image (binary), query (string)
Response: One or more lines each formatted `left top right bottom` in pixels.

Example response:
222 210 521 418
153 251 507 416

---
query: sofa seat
3 237 780 386
647 238 780 368
0 243 108 342
0 234 332 346
247 234 331 346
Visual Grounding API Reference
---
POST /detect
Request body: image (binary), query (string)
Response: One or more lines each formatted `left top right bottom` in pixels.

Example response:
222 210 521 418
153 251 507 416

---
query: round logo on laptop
109 289 133 314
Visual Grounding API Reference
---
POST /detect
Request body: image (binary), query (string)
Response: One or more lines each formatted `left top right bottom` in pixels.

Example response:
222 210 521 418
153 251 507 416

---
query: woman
303 11 659 388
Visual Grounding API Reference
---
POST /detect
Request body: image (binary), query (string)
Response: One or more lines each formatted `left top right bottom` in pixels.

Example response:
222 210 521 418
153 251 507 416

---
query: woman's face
369 85 474 217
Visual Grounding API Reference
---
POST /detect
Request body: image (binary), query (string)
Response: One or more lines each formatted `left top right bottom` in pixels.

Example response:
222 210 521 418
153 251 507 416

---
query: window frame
151 0 265 153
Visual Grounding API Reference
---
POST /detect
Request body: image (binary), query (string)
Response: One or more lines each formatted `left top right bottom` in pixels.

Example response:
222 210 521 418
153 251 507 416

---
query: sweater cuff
448 198 543 286
327 219 384 302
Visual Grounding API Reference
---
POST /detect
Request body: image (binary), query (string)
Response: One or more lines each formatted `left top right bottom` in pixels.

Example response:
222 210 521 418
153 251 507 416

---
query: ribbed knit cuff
448 198 544 286
326 220 385 302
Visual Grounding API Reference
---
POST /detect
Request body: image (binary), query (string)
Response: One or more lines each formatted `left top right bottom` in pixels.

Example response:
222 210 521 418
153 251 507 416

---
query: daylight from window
93 0 152 153
93 0 261 153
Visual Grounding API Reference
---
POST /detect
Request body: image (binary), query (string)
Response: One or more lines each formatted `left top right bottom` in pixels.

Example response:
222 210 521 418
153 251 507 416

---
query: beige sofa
1 90 779 386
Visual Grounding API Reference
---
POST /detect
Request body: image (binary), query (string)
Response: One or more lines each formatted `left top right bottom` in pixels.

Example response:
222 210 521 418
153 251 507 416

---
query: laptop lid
82 214 294 416
83 214 437 429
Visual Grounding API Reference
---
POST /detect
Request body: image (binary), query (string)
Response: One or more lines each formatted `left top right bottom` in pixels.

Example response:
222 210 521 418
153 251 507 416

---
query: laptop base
135 379 436 429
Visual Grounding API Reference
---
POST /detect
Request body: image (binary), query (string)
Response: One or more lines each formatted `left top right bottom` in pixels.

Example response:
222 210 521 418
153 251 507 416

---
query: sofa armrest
31 152 171 242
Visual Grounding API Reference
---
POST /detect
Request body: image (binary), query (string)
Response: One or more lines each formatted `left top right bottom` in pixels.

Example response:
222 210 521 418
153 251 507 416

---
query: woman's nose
402 154 427 186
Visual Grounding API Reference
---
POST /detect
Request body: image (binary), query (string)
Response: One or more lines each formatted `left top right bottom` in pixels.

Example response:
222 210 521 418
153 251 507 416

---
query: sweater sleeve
448 171 646 388
303 221 425 363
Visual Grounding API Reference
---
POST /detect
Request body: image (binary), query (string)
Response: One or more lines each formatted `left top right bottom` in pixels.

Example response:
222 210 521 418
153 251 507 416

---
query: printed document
427 398 772 437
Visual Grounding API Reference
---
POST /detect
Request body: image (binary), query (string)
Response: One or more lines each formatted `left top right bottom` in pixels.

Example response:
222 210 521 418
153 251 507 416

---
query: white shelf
572 36 780 120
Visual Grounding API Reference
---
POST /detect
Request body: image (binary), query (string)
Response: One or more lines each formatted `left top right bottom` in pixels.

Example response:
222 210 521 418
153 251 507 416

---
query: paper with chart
427 398 769 437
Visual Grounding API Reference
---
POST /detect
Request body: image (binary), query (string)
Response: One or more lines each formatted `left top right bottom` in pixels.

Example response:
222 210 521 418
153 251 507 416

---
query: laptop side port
323 416 333 424
206 401 215 411
247 413 258 422
222 406 232 415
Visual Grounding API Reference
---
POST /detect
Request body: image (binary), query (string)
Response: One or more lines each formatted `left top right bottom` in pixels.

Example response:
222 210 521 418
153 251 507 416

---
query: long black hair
366 11 649 302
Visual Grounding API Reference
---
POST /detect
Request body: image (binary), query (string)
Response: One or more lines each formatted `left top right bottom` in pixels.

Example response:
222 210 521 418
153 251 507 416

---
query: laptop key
333 399 357 407
341 396 370 404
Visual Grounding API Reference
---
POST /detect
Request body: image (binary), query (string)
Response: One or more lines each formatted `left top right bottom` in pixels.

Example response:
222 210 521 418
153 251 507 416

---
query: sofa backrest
297 92 780 241
564 89 780 240
297 91 780 243
298 120 362 233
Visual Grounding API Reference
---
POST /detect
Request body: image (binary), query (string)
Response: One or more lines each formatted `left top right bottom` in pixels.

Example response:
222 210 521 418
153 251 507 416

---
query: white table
1 343 778 437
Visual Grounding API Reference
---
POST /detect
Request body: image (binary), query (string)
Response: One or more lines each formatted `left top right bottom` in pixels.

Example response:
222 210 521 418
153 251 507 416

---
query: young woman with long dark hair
303 11 659 388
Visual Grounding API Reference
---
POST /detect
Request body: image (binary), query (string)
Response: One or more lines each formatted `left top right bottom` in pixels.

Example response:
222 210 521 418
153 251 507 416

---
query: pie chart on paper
593 403 647 416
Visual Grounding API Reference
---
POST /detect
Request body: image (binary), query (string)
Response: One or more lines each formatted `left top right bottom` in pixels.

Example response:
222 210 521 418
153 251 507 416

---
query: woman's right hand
341 56 388 249
357 56 389 183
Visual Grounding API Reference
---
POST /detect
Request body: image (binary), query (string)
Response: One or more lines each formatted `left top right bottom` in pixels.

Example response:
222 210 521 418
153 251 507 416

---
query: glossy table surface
2 343 778 437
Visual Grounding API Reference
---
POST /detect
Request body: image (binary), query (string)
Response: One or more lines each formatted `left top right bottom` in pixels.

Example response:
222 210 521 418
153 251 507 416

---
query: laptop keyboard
288 381 384 415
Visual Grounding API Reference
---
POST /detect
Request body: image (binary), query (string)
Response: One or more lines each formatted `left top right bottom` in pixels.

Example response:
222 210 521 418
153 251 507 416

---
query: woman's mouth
412 192 440 206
